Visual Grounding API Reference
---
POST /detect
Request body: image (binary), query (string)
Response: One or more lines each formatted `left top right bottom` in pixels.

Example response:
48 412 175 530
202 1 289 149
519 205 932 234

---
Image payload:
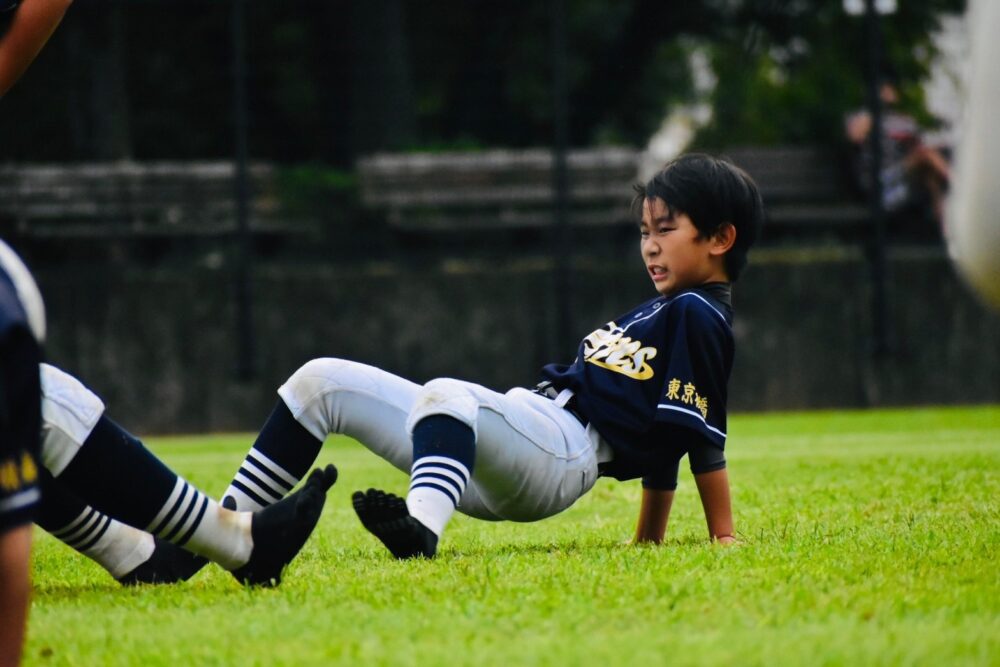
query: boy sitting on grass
49 153 763 583
217 153 764 557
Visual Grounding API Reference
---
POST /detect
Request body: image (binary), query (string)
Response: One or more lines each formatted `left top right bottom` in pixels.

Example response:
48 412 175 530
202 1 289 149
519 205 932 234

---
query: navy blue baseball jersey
0 247 42 533
0 259 31 335
541 283 734 481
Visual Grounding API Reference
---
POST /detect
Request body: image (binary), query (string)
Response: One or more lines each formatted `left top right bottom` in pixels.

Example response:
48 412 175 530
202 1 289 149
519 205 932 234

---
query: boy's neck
664 277 730 296
664 281 732 309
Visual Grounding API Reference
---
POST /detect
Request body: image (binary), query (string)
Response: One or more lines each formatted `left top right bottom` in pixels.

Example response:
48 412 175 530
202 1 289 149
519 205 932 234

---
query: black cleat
231 464 338 587
118 537 209 586
352 488 438 559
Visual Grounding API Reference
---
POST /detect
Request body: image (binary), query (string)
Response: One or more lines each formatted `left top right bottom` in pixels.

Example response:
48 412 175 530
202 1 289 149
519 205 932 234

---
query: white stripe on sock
248 450 299 487
233 470 282 505
155 483 196 539
409 475 461 505
145 477 187 534
51 508 92 539
243 460 291 495
406 455 471 537
411 455 470 479
170 493 207 544
60 510 102 546
410 465 469 491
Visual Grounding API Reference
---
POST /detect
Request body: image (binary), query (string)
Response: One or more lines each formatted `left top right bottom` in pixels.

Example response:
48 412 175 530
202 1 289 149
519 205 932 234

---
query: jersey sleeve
0 330 42 534
0 446 40 534
652 297 731 448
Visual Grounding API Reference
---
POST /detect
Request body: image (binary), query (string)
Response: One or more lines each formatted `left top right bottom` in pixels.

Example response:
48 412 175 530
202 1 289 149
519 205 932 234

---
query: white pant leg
277 358 499 520
39 364 105 476
407 380 599 522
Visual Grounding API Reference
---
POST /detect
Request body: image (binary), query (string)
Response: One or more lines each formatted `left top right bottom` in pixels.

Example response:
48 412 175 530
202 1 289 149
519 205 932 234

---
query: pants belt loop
531 382 587 427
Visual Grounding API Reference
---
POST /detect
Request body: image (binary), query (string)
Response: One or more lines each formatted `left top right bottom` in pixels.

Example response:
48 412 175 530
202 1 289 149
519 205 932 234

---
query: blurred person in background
845 71 951 237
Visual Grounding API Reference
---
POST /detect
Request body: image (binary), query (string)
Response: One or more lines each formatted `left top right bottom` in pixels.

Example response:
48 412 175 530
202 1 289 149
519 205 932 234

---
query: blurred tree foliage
696 0 965 148
0 0 964 165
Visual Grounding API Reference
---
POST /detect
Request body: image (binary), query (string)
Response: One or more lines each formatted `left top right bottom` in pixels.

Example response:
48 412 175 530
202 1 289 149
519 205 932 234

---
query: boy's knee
39 364 105 476
278 358 363 435
406 378 479 437
281 358 357 402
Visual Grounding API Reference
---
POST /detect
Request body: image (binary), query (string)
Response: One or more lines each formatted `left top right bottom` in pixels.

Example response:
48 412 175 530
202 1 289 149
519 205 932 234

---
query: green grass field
25 406 1000 666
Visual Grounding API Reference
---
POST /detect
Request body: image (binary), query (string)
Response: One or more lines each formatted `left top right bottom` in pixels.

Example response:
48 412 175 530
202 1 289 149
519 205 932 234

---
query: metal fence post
550 0 572 359
232 0 255 381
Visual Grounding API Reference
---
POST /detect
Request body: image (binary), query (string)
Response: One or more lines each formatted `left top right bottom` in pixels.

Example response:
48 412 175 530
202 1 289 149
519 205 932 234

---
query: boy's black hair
633 153 765 281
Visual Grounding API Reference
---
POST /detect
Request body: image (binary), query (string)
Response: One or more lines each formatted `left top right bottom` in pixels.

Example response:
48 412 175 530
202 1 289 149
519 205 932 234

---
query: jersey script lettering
582 323 658 380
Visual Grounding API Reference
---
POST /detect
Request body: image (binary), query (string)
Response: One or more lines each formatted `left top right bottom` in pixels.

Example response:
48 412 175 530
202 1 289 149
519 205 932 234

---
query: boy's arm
693 468 736 544
632 487 674 544
0 0 73 97
0 525 32 667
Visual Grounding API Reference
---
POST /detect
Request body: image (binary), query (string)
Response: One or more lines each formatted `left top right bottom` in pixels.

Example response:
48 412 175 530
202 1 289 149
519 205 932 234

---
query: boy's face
639 197 730 297
879 82 899 105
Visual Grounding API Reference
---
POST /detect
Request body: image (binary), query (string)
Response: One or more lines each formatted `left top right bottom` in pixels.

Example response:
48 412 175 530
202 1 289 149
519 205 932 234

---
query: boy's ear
709 223 737 256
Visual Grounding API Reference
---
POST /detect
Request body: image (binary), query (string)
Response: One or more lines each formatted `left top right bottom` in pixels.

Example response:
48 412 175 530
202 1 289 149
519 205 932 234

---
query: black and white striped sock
406 456 471 535
37 467 155 579
54 415 253 572
223 449 298 512
146 477 251 571
405 416 475 536
49 506 154 579
222 401 323 512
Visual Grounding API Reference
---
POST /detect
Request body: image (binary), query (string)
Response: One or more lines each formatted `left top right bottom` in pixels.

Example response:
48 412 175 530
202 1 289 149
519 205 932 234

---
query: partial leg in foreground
53 406 336 585
36 469 207 585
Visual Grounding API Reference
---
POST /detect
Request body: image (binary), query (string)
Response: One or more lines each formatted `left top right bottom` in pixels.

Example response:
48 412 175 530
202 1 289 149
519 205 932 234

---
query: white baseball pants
38 364 105 476
279 358 609 522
